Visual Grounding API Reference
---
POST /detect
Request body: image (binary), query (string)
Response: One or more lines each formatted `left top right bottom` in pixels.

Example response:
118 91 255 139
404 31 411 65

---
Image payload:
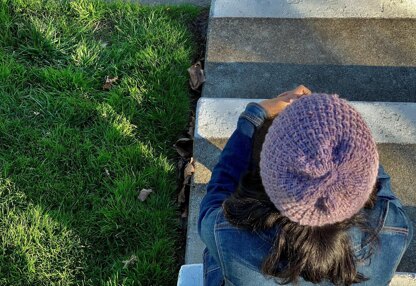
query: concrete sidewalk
177 264 416 286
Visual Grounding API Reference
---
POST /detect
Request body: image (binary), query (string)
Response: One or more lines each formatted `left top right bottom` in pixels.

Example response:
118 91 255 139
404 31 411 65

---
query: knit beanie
259 94 379 226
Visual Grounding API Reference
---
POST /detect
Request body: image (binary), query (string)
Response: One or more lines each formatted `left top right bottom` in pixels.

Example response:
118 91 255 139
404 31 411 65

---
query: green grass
0 0 199 284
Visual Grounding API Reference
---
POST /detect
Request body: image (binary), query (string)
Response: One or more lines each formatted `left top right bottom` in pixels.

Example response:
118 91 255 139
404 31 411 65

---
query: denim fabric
198 103 413 286
203 247 224 286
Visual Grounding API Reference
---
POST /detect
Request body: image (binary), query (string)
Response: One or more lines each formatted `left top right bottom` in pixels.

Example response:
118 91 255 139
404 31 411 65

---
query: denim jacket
198 103 414 286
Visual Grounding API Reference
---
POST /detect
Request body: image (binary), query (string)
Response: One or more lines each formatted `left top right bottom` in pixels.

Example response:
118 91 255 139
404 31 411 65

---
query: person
198 86 413 286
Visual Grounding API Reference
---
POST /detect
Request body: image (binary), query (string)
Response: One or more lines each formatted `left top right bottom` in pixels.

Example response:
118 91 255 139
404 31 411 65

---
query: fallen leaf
178 158 194 204
102 76 118 90
174 138 193 159
184 157 195 177
187 61 205 90
122 255 137 269
181 208 188 219
138 189 153 202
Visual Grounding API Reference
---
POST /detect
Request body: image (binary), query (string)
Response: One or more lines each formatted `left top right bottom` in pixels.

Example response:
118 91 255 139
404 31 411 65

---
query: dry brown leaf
102 76 118 91
187 61 205 90
178 158 194 205
184 157 195 178
174 138 193 159
138 188 153 202
181 208 188 219
122 255 137 269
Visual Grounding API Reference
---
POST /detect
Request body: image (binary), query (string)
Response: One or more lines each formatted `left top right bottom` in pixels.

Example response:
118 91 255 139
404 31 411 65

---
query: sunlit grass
0 0 199 284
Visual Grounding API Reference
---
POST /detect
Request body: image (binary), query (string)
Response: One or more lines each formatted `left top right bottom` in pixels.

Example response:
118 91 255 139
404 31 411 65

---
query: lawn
0 0 199 285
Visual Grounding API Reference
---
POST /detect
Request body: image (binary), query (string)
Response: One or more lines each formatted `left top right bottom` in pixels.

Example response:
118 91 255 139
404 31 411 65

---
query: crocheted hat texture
259 94 379 226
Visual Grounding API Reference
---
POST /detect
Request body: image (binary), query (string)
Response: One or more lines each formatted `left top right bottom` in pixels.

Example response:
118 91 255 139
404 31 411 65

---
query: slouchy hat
259 94 379 226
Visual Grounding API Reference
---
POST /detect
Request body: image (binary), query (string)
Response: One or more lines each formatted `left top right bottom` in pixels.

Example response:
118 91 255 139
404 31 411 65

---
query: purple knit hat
259 94 379 226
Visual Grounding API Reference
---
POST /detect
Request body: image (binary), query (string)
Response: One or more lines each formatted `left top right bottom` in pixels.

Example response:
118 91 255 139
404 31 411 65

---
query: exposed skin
259 85 312 119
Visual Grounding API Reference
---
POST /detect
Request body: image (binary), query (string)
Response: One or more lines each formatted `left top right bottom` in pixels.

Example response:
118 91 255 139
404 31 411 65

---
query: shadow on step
204 62 416 101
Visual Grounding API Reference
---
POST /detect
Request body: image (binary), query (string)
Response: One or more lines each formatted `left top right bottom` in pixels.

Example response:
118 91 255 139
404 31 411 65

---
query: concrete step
211 0 416 18
177 264 416 286
203 0 416 100
177 264 203 286
186 98 416 275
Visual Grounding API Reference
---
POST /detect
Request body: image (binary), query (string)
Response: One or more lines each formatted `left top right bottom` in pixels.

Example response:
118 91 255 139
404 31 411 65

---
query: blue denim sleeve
198 102 267 236
376 164 403 208
376 164 414 250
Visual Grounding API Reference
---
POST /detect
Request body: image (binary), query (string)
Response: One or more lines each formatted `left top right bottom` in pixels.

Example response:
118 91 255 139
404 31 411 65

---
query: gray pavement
210 0 416 18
